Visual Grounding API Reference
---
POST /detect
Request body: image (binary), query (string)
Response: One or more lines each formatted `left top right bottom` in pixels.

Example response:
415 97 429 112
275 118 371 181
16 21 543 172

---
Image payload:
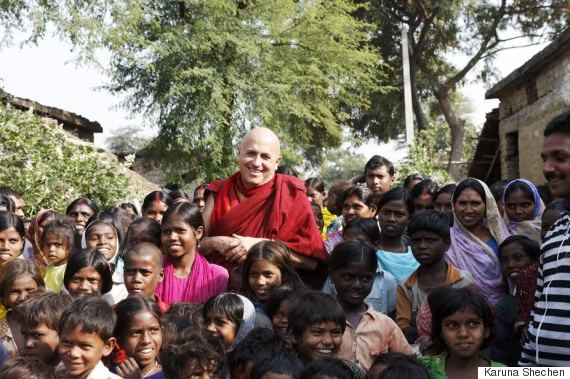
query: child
323 239 397 316
242 240 304 312
251 353 303 379
288 291 345 363
265 285 303 348
376 188 419 283
301 357 360 379
0 259 45 358
502 179 544 242
18 292 72 375
420 287 505 379
367 353 429 379
124 217 161 249
114 297 165 379
0 356 56 379
63 249 113 298
433 184 456 222
398 211 473 343
490 180 510 218
203 293 256 352
142 190 173 225
123 243 165 308
82 219 128 304
228 328 291 379
160 331 224 379
328 241 411 371
27 209 60 272
161 303 204 346
342 217 381 245
408 180 438 214
154 202 228 305
490 235 540 366
311 203 325 232
0 211 25 268
41 218 77 292
540 198 569 240
58 296 120 378
66 198 99 235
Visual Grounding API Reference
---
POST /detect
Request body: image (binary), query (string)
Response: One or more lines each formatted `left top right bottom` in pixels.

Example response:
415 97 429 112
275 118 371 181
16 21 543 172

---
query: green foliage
318 145 366 185
0 105 156 217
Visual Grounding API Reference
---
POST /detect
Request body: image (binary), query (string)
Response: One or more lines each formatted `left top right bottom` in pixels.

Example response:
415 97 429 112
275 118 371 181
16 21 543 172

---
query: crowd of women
0 158 563 378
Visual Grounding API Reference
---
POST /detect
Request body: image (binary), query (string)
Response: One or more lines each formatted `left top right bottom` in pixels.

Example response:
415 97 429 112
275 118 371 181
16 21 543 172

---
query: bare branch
479 41 546 60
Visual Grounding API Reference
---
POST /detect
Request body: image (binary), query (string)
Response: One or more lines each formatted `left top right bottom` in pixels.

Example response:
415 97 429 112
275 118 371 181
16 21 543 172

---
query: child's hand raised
116 357 143 379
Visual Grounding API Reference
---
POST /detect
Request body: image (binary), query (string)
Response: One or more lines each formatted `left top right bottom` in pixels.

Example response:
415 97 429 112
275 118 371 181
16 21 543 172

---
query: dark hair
0 259 45 304
378 187 412 215
276 166 298 177
227 328 289 372
41 218 79 253
289 291 345 339
251 352 303 379
0 195 15 213
330 240 378 273
305 177 325 193
63 249 113 295
118 202 140 217
0 187 21 199
537 184 554 206
377 358 430 379
434 184 456 202
301 357 352 379
344 217 381 244
114 297 162 345
342 185 376 208
544 198 570 213
327 180 353 215
403 173 426 189
203 293 244 327
407 210 450 241
162 202 204 231
489 180 510 203
169 189 190 202
504 180 535 203
242 241 305 299
141 190 173 213
265 285 304 320
160 331 224 378
125 217 161 248
499 235 540 262
65 197 99 216
0 357 56 379
19 292 73 330
364 155 394 177
452 178 486 205
429 287 493 351
408 180 438 209
88 208 129 251
59 296 116 341
123 242 163 269
543 110 570 137
162 303 204 346
0 211 25 238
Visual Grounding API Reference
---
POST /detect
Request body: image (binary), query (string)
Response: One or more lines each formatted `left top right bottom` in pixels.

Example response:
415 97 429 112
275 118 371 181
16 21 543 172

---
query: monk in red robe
200 127 328 288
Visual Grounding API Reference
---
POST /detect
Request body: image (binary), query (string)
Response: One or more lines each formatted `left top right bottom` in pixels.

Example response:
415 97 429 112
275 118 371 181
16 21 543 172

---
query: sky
0 30 549 162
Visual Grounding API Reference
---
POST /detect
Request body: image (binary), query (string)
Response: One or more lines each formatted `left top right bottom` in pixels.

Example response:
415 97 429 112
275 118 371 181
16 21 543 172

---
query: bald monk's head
237 127 282 189
123 242 164 297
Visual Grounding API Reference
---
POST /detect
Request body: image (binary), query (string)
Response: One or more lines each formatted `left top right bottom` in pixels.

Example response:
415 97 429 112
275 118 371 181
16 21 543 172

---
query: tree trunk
436 86 465 179
409 55 426 131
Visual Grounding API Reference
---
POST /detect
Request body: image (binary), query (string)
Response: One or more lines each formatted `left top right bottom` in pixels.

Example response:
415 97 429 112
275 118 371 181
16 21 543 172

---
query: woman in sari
447 178 509 307
502 179 544 242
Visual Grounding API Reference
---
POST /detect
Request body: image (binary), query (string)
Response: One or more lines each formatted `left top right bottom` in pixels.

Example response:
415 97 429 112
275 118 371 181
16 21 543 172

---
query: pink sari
155 252 229 305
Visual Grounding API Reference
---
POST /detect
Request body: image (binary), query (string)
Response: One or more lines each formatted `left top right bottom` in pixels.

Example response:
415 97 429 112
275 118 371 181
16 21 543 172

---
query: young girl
325 185 377 253
433 184 456 222
420 287 505 379
82 219 128 304
0 211 25 269
376 188 419 283
203 293 256 352
125 217 161 249
114 297 165 379
540 198 569 241
503 179 544 242
242 241 304 312
331 240 411 371
0 259 45 358
142 190 173 225
66 197 99 235
266 286 303 348
155 202 228 305
26 209 59 272
323 239 397 316
63 249 113 298
41 218 77 293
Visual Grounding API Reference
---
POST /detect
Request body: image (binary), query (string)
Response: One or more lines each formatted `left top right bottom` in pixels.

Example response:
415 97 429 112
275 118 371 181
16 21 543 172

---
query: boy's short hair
58 296 116 341
407 210 451 241
288 291 345 339
371 352 429 379
162 303 204 346
123 242 163 267
251 352 303 379
19 292 73 330
300 357 352 379
543 110 570 137
499 235 541 262
364 155 395 176
0 357 56 379
227 328 288 371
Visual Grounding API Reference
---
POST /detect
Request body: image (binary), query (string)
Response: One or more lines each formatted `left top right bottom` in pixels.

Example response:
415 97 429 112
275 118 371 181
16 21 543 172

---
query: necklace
377 239 406 253
142 361 159 378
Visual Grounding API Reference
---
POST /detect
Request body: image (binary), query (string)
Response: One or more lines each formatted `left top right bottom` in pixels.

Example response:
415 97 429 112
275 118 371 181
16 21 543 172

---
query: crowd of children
0 113 569 379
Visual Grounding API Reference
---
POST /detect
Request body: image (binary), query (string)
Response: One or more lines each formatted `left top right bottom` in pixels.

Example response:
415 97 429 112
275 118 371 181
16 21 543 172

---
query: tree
1 1 387 183
353 0 568 178
105 126 150 155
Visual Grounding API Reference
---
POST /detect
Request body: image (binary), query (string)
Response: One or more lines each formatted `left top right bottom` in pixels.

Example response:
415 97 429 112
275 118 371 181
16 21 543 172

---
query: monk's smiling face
237 128 282 190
